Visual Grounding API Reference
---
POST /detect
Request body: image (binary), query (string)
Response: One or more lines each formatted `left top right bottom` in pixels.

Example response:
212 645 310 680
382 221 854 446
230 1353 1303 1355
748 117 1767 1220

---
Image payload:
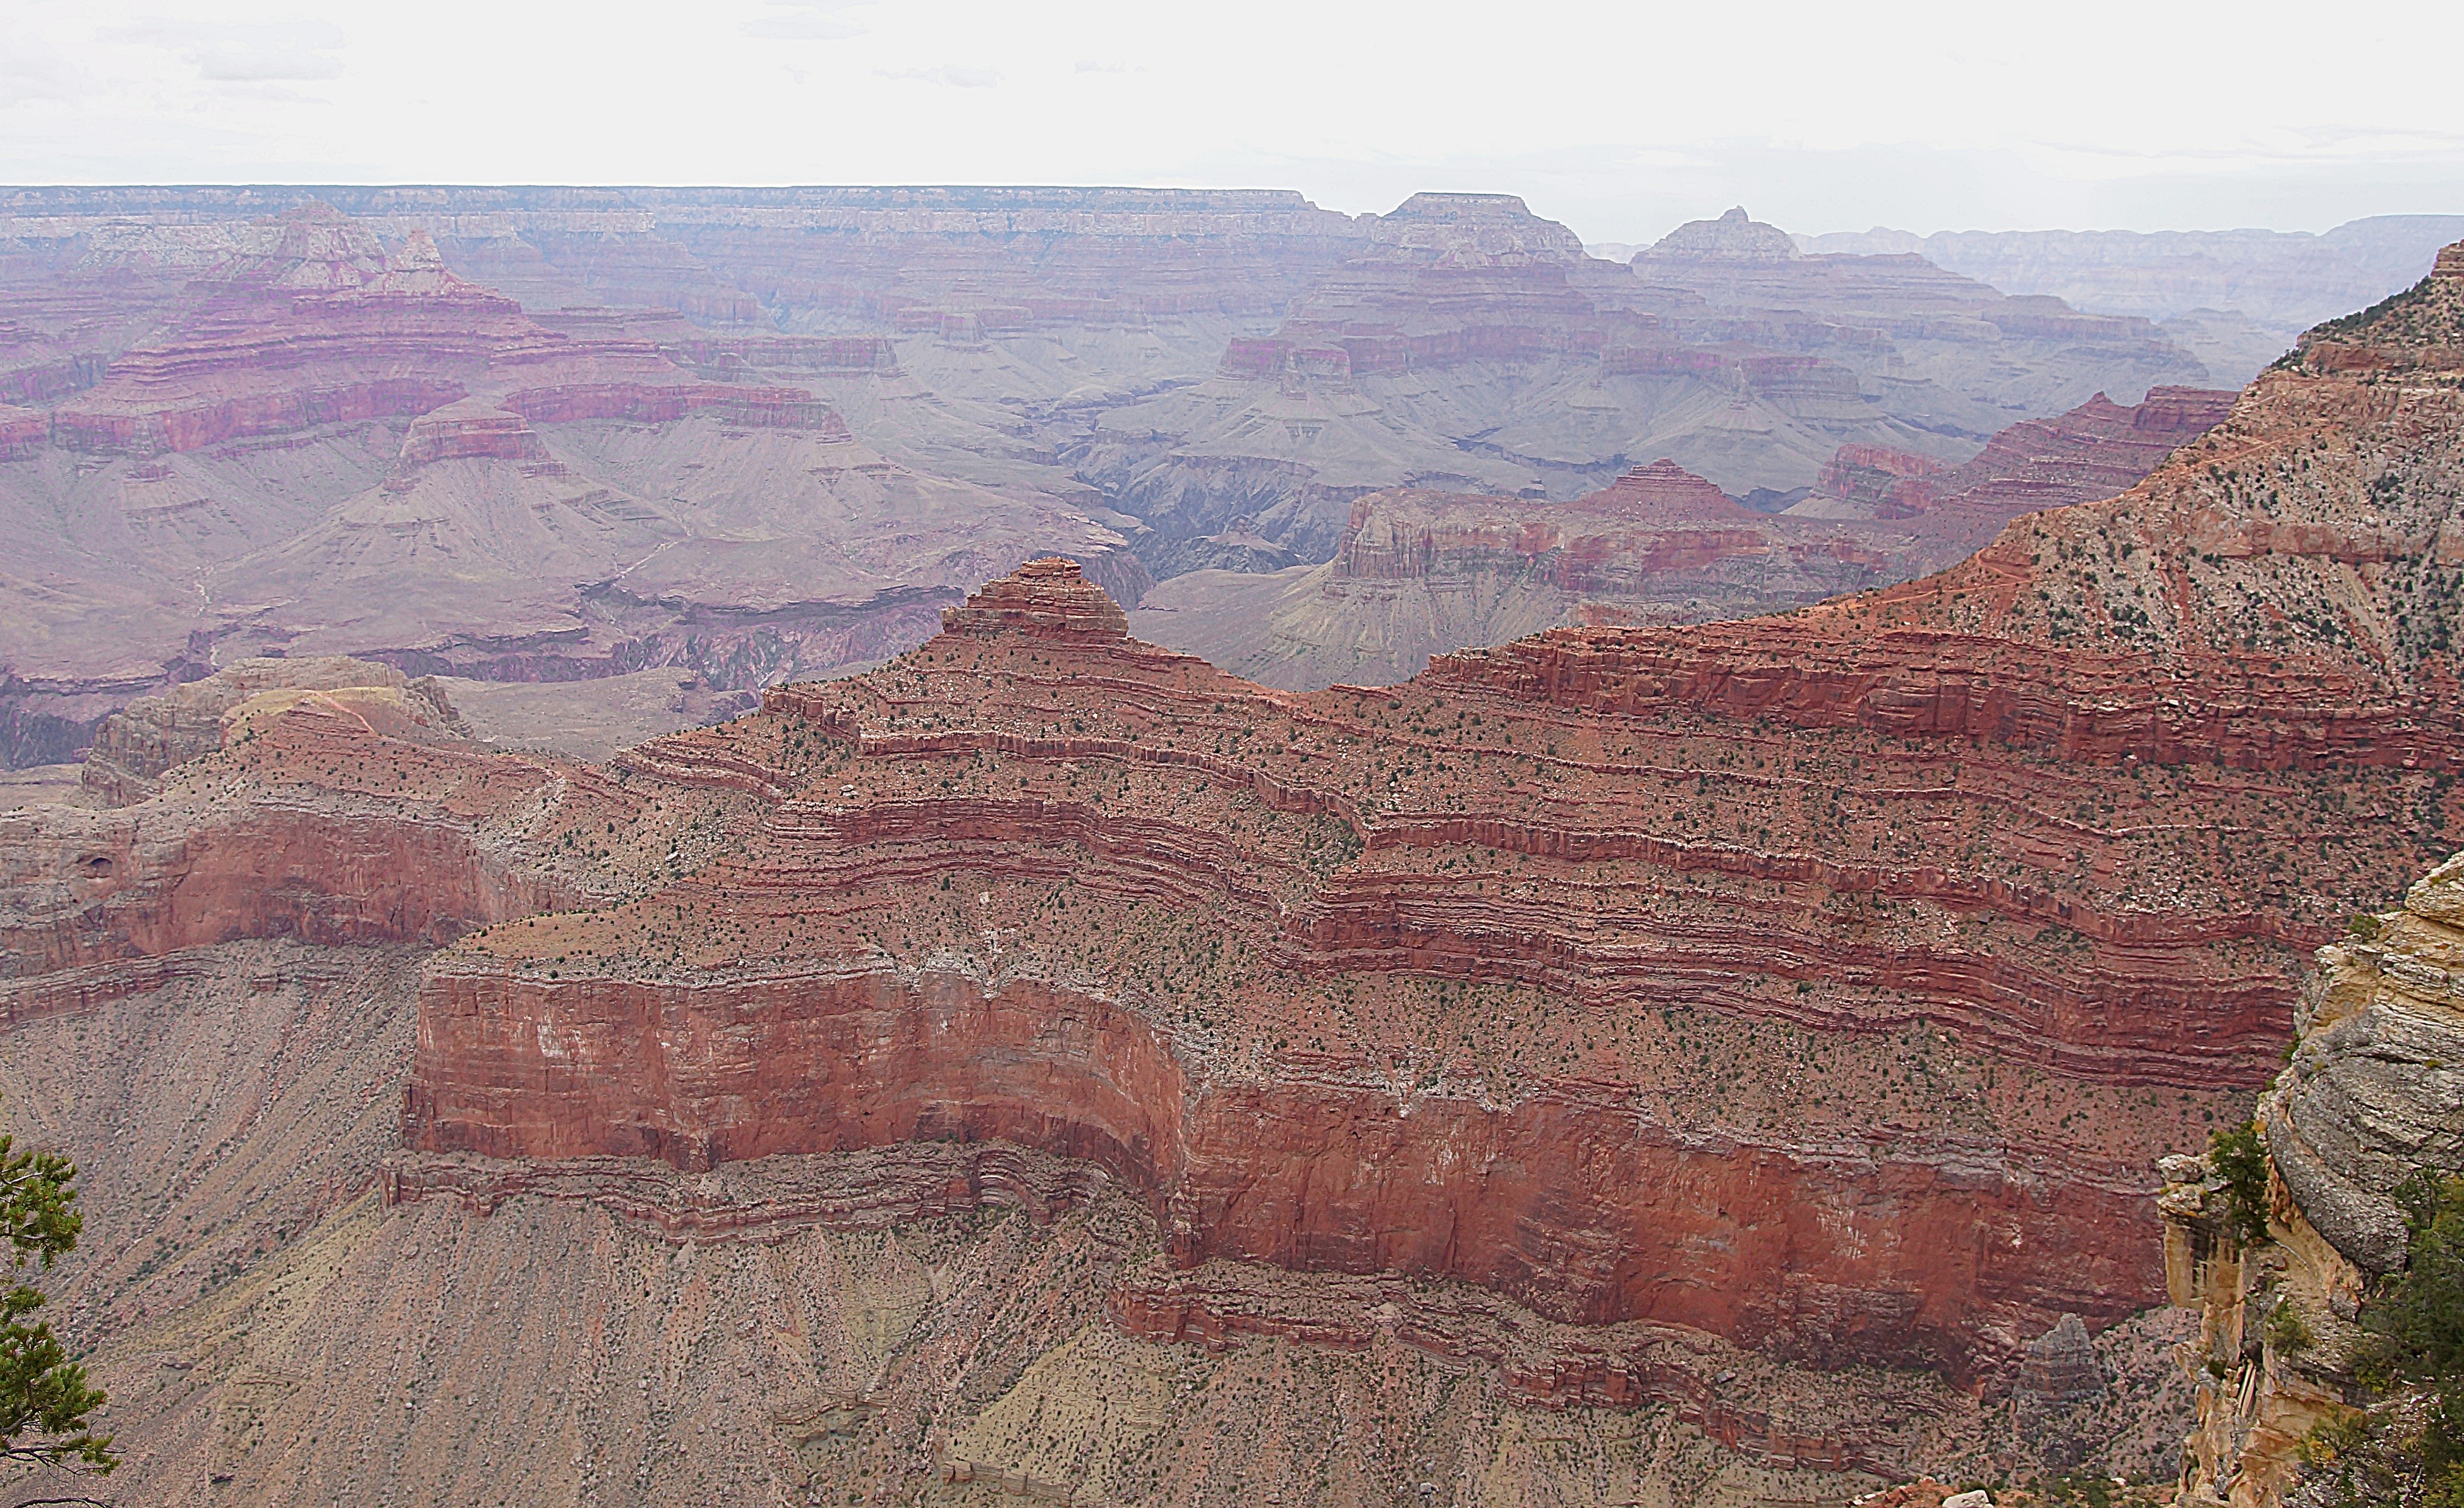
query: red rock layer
14 246 2460 1399
0 660 668 1020
938 555 1133 639
396 253 2464 1384
1329 462 1887 615
42 218 849 456
1829 386 2240 522
0 402 44 459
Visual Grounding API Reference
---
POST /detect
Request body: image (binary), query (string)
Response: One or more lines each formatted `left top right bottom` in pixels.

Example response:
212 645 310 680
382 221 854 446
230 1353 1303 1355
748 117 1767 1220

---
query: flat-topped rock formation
1086 200 2220 577
0 199 1141 766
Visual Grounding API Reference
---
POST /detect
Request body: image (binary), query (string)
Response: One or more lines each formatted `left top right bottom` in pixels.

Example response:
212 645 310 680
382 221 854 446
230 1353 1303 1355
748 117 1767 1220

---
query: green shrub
2211 1121 2273 1245
2268 1298 2317 1355
2364 1177 2464 1481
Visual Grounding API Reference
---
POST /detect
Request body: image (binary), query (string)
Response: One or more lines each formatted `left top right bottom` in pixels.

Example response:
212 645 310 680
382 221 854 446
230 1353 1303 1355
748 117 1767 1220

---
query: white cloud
0 37 83 108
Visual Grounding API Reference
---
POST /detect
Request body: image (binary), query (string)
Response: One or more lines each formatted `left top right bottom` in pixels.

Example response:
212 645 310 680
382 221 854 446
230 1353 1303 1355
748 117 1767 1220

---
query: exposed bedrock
12 245 2463 1423
408 958 2160 1380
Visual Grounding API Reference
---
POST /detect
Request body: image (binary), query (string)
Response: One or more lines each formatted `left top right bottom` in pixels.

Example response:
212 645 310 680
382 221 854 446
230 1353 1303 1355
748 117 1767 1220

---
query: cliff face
2161 850 2464 1507
0 657 661 1024
4 248 2461 1505
1801 387 2238 528
0 653 2039 1506
1432 246 2464 769
394 246 2464 1392
383 320 2426 1379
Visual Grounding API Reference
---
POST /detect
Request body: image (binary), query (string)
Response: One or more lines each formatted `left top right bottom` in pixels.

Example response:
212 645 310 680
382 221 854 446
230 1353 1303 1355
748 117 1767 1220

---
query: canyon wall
399 242 2464 1389
2161 850 2464 1507
1133 385 2236 690
6 241 2462 1504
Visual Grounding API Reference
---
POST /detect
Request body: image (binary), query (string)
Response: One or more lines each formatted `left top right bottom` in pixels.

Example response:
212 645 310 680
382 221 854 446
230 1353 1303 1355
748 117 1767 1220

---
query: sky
5 0 2461 244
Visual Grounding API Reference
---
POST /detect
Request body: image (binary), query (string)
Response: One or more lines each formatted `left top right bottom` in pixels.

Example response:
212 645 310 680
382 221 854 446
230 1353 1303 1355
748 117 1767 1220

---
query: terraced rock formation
0 202 1137 766
1132 386 2233 689
399 243 2463 1390
3 188 2241 596
3 224 2461 1508
1080 202 2223 576
2 658 2041 1506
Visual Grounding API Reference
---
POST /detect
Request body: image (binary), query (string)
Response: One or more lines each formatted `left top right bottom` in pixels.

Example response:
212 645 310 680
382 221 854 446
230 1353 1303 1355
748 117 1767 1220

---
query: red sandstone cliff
1802 387 2238 540
11 238 2463 1425
392 246 2464 1387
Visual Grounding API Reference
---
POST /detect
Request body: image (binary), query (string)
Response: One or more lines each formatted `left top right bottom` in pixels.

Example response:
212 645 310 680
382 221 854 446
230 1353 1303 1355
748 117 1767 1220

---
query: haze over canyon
0 181 2460 1508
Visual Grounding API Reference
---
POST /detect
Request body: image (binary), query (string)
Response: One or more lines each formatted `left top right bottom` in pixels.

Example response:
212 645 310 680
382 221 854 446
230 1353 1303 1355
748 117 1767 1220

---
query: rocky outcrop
1800 387 2237 528
77 655 467 805
2159 850 2464 1506
1636 207 1802 265
935 555 1133 639
0 402 42 458
0 658 629 1021
391 400 548 469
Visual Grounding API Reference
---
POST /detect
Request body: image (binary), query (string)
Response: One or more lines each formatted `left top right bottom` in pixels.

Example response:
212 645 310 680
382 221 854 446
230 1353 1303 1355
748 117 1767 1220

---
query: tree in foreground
1 1103 114 1483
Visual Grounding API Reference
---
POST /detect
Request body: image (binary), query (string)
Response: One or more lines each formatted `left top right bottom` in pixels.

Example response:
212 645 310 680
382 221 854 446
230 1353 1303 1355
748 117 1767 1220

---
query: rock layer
1134 387 2235 690
397 246 2464 1389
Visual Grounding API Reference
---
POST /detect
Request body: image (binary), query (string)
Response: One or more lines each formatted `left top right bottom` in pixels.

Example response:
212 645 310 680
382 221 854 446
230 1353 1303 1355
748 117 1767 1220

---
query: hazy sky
6 0 2460 243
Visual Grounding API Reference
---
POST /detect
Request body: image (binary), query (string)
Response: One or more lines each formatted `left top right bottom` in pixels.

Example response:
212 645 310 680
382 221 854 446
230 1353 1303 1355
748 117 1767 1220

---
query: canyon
1 235 2460 1504
1803 215 2464 339
0 188 2313 775
1133 385 2236 689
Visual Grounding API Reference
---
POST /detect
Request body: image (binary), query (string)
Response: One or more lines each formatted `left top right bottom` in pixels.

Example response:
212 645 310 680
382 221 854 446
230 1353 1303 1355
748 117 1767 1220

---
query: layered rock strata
3 238 2461 1506
397 246 2464 1390
1084 196 2219 575
0 201 1143 764
1799 387 2238 530
1134 387 2233 689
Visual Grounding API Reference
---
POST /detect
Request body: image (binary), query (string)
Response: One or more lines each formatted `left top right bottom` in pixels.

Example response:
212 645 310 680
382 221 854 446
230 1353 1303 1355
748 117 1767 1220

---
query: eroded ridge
11 249 2463 1396
400 250 2464 1380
